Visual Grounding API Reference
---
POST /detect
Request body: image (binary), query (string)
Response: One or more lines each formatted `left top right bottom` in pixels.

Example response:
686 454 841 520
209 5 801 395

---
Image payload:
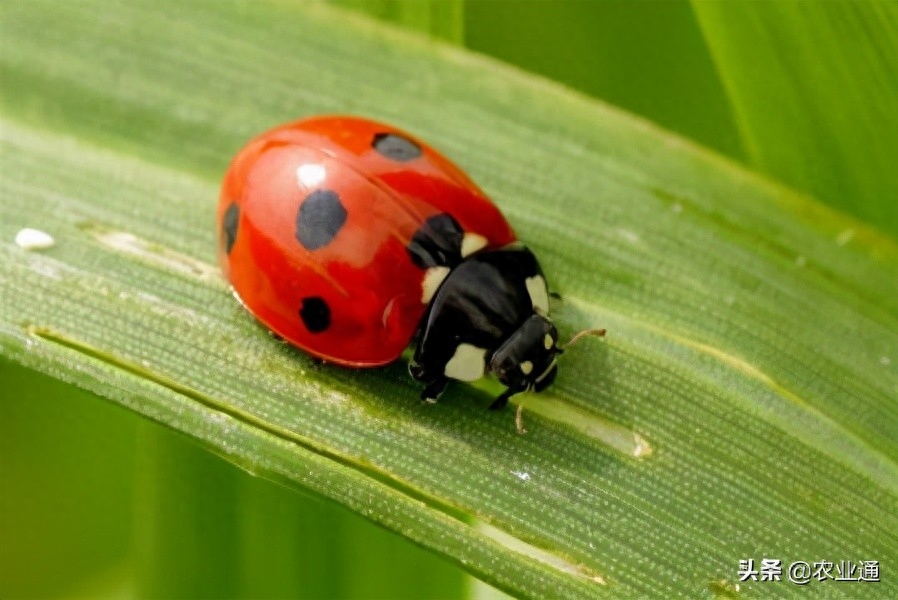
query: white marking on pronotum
296 164 326 188
543 333 553 350
460 232 487 257
525 275 549 316
520 360 533 375
444 343 486 381
15 228 55 250
421 266 450 303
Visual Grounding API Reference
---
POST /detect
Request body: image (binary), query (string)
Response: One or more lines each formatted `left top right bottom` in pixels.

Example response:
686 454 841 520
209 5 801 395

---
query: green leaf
463 0 745 160
1 1 896 598
693 1 898 237
328 0 464 43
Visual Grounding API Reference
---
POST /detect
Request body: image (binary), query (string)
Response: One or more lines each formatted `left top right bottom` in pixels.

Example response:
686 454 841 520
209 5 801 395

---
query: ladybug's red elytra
219 115 594 409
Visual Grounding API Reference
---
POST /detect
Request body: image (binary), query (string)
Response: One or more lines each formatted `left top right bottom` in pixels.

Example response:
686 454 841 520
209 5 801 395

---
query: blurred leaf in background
463 0 745 160
0 360 469 599
694 0 898 238
0 360 137 597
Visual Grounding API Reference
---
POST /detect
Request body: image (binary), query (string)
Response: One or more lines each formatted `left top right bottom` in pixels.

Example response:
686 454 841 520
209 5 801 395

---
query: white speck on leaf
512 470 531 481
15 228 55 250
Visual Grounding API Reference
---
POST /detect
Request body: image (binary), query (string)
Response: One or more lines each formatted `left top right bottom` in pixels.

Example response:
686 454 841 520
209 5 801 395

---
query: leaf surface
1 1 896 597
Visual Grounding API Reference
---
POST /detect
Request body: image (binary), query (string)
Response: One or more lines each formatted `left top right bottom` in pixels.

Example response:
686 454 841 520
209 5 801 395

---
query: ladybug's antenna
560 328 606 350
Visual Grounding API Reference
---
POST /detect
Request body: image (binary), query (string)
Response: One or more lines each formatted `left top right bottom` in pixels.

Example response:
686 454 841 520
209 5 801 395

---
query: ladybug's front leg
489 388 515 411
420 376 449 404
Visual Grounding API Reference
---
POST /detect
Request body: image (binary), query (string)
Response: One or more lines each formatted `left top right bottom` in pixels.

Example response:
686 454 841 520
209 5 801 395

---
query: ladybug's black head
488 314 561 409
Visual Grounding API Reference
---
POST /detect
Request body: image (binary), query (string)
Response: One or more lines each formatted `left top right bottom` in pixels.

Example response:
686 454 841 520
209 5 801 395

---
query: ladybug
218 116 598 409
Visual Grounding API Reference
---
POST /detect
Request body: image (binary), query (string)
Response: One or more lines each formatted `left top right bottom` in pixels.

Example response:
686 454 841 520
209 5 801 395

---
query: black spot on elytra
222 202 239 254
299 296 331 333
296 189 347 250
406 213 465 269
372 132 422 162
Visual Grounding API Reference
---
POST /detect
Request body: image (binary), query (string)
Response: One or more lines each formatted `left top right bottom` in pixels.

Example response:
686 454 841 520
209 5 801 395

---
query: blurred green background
466 0 744 160
2 1 895 598
1 359 466 599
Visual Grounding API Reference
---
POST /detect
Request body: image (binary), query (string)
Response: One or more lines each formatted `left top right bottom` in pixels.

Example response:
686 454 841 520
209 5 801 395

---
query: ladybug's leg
489 388 515 411
421 376 449 404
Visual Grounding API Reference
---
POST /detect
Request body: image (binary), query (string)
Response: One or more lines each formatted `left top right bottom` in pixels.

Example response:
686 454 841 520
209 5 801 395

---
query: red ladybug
219 116 592 409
